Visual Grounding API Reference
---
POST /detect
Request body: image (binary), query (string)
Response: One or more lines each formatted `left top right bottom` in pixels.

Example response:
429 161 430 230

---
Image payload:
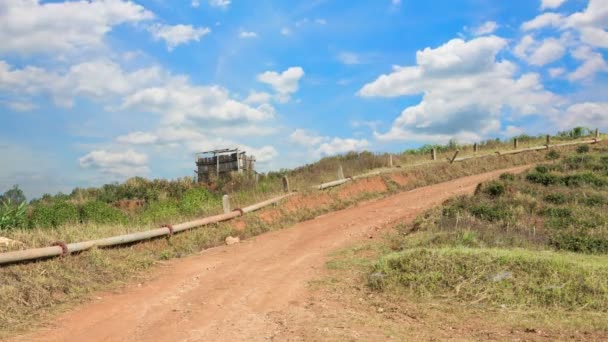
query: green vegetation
366 143 608 316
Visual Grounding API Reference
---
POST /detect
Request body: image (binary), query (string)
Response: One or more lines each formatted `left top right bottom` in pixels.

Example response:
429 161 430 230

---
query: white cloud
191 0 200 7
502 125 525 137
359 36 559 143
557 102 608 129
514 35 566 66
79 149 149 177
116 131 159 145
2 100 37 112
289 129 325 146
317 138 369 156
0 0 153 55
568 46 608 81
257 67 305 101
315 18 327 25
239 31 258 38
337 52 362 65
148 24 210 51
472 21 498 36
541 0 568 10
549 67 566 77
280 27 291 36
209 0 230 8
522 13 564 31
244 91 272 105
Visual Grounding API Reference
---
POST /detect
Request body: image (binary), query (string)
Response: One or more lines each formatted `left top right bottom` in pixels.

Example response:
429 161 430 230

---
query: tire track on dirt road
11 165 532 342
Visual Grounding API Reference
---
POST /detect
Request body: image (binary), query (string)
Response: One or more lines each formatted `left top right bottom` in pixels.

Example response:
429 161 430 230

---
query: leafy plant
80 201 127 225
0 199 27 230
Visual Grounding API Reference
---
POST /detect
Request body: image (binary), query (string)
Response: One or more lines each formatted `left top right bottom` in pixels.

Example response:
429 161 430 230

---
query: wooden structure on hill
195 148 256 183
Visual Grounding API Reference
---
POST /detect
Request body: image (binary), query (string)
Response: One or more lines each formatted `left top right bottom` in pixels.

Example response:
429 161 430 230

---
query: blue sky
1 0 607 199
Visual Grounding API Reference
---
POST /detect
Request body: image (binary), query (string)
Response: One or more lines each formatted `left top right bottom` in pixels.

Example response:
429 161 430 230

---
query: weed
544 193 568 205
469 204 512 222
526 172 560 186
546 150 561 160
483 181 506 197
577 145 590 154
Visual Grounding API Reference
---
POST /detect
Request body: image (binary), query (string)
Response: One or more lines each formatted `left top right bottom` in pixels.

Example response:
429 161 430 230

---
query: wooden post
450 150 460 164
546 134 551 146
222 195 231 214
514 138 519 149
282 176 290 193
431 148 437 161
473 143 478 153
595 128 600 142
337 165 345 180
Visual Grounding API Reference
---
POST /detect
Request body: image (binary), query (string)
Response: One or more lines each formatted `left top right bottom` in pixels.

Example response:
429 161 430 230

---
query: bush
469 204 512 222
550 234 608 254
483 181 505 197
544 193 568 204
179 187 216 216
526 172 559 186
577 145 590 154
80 201 127 225
499 173 516 181
562 172 607 187
583 194 605 206
535 165 549 174
546 150 560 160
139 200 181 225
29 201 79 229
0 200 27 230
541 207 572 218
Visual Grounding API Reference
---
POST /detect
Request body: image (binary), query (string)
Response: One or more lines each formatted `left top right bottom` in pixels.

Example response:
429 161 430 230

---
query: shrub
0 200 27 230
562 172 607 187
583 194 605 206
179 187 216 216
29 201 79 229
544 193 568 204
550 234 608 254
139 200 181 225
499 173 516 181
80 201 127 225
535 165 549 174
526 172 559 186
469 204 512 222
546 150 560 160
577 145 590 154
541 207 572 218
483 181 505 197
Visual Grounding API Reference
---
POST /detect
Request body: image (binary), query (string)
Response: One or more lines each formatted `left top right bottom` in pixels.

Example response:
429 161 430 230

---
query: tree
1 185 26 205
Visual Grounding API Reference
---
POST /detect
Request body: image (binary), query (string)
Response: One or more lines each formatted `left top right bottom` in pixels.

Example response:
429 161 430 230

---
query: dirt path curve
12 165 532 342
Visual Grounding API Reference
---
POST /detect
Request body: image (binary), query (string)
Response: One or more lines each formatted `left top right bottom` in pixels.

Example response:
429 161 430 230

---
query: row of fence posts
223 129 602 209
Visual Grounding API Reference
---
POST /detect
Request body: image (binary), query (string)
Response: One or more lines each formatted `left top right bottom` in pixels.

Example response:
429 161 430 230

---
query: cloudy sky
1 0 607 199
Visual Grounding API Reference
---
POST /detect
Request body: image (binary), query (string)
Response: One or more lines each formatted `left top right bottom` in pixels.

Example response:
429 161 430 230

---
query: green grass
369 247 608 310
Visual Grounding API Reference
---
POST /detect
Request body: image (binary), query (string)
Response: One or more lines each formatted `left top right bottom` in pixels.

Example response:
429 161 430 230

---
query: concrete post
337 165 345 180
514 138 519 149
389 154 393 167
222 195 231 214
596 128 600 139
282 176 290 193
473 143 478 153
431 148 437 161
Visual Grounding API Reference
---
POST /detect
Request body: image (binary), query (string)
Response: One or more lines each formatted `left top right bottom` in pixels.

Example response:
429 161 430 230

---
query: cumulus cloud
148 24 211 51
0 0 153 55
244 91 272 105
239 31 258 38
257 67 305 102
115 131 159 145
541 0 567 10
556 102 608 129
289 129 369 157
209 0 230 8
79 149 149 177
359 36 559 143
514 35 566 66
568 45 608 81
472 21 498 36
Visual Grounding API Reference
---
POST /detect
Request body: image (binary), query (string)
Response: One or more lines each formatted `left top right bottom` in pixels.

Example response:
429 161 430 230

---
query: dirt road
12 165 531 342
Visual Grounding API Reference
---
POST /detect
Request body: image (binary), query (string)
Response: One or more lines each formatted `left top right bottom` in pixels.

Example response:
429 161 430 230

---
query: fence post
546 134 551 147
473 143 478 153
337 165 345 180
389 154 393 167
222 194 231 214
450 150 460 164
513 138 519 149
431 148 437 161
595 128 600 143
282 176 290 193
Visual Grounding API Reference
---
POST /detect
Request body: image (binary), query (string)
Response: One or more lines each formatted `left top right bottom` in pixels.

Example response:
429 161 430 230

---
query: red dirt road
12 166 532 342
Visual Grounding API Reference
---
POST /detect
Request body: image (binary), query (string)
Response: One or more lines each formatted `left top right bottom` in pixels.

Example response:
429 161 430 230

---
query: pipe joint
233 208 244 216
52 241 69 257
161 224 174 236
